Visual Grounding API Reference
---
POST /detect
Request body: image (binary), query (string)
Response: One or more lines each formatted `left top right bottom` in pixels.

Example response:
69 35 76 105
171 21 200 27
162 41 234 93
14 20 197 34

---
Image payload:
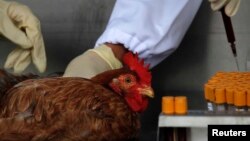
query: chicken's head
109 52 154 113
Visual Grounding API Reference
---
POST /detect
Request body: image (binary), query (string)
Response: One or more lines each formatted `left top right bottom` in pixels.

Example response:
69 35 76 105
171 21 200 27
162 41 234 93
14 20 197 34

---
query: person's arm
105 43 128 61
64 0 203 78
95 0 203 68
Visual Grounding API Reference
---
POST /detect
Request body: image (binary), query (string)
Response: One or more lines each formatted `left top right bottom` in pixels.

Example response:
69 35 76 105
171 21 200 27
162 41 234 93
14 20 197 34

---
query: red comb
123 52 151 85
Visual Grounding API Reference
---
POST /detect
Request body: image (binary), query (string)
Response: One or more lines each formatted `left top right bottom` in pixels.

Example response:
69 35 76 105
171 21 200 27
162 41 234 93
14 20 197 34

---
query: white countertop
158 110 250 128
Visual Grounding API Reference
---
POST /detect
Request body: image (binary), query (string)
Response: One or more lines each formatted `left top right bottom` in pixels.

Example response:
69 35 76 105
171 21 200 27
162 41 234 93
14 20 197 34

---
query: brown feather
0 77 140 141
0 70 38 102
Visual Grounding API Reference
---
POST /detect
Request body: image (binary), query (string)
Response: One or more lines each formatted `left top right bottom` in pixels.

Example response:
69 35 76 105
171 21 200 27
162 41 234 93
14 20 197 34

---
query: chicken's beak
138 86 154 98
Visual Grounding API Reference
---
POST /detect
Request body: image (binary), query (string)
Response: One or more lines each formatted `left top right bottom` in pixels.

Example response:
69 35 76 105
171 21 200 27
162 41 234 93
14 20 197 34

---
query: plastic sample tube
162 96 174 115
174 96 188 115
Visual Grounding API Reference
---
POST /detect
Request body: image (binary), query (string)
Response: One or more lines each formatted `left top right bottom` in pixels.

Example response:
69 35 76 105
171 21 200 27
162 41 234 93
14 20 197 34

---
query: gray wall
0 0 250 141
0 0 116 74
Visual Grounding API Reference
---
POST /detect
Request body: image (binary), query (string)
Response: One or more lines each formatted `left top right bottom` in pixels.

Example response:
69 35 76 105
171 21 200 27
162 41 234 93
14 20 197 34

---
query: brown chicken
0 52 154 141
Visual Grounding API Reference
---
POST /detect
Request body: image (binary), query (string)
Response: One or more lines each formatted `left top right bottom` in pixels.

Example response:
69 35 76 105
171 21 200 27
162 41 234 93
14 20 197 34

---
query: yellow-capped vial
225 87 235 112
247 90 250 112
214 87 226 112
204 84 216 111
162 96 174 115
174 96 188 115
234 89 247 112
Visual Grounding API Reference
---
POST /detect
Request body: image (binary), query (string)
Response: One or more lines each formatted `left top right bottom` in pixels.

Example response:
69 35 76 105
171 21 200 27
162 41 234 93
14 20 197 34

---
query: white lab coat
95 0 202 68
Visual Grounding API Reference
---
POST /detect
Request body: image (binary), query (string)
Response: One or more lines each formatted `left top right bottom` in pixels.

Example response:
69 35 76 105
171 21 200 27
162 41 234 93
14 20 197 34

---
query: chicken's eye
119 74 136 87
125 77 131 83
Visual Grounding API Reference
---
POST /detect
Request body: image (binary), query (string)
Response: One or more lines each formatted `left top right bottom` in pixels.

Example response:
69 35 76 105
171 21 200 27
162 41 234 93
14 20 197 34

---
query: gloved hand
208 0 241 17
63 44 123 79
0 0 46 74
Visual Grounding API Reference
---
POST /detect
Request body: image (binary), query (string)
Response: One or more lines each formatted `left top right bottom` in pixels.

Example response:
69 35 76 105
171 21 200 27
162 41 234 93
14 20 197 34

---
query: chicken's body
0 77 140 141
0 52 153 141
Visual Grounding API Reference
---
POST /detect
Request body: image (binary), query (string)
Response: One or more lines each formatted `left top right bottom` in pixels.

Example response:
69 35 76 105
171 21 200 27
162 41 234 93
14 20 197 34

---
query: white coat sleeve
95 0 202 68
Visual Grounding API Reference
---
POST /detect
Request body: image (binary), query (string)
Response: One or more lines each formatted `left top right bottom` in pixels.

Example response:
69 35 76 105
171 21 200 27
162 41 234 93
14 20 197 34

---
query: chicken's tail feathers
0 69 39 101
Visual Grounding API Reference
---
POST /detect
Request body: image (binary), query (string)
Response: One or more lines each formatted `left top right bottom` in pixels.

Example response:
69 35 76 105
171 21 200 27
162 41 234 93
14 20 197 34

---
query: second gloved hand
208 0 241 16
0 0 46 74
63 44 123 79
